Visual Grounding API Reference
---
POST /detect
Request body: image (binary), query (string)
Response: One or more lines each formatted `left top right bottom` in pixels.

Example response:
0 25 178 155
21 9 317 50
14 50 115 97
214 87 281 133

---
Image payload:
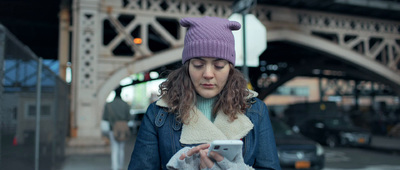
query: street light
231 0 257 81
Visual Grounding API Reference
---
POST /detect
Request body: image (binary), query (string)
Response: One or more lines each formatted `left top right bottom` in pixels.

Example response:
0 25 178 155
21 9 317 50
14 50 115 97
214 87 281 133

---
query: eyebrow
193 57 226 62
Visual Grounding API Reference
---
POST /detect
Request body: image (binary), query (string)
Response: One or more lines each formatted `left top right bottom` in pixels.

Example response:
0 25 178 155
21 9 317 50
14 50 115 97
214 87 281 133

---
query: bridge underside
250 40 400 99
136 37 400 101
60 0 400 142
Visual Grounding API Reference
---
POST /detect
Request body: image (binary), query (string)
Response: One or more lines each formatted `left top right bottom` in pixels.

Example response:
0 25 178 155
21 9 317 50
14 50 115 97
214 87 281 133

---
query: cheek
188 68 198 83
218 71 230 86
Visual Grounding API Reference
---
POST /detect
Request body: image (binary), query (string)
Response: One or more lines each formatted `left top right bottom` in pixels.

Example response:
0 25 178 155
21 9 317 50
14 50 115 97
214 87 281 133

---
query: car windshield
322 117 353 128
271 120 295 136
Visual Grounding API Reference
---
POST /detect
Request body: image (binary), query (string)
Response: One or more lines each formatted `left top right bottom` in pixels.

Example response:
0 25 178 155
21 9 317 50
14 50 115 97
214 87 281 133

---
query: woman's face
189 57 230 98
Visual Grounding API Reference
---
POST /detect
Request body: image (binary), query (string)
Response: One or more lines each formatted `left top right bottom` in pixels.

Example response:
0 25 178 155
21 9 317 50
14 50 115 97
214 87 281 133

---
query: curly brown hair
159 61 251 124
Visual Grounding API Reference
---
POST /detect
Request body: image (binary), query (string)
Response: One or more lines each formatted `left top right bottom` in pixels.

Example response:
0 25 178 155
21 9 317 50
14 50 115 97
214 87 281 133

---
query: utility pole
35 58 42 170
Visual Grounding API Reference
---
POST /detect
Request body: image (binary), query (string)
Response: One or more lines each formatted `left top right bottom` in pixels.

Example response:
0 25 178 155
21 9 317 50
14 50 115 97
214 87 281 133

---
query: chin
198 92 218 99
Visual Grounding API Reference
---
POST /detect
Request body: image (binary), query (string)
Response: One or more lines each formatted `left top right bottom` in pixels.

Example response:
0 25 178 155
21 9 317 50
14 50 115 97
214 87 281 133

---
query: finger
200 150 214 168
198 143 211 150
209 151 224 162
187 143 210 157
199 159 207 169
179 153 186 160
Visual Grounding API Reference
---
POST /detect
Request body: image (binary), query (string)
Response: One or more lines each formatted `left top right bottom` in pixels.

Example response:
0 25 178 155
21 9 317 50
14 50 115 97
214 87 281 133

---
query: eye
214 61 227 69
193 64 203 68
215 65 225 69
191 60 204 68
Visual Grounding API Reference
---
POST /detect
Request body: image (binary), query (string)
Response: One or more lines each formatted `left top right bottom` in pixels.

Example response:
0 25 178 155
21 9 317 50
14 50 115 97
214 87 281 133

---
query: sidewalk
58 135 400 170
369 135 400 154
59 136 136 170
59 154 113 170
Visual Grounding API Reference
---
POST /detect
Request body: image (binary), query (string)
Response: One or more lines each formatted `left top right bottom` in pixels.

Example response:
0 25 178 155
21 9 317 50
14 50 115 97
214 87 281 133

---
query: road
58 134 400 170
323 146 400 170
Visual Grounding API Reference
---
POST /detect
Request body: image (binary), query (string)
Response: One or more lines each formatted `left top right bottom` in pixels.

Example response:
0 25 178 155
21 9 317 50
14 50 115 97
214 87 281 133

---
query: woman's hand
177 143 226 169
168 143 251 170
179 143 210 160
199 149 224 169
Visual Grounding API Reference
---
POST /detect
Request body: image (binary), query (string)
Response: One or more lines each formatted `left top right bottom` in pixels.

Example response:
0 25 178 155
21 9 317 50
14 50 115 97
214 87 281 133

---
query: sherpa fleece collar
156 90 257 144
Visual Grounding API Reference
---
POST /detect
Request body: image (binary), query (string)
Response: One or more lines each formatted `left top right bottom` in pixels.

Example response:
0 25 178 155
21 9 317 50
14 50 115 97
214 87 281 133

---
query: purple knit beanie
180 16 241 65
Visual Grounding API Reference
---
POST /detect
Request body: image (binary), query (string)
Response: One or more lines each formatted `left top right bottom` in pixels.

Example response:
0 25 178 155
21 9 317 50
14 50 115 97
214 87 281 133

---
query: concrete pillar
70 0 104 146
58 7 70 82
0 25 5 95
354 80 360 110
0 25 5 129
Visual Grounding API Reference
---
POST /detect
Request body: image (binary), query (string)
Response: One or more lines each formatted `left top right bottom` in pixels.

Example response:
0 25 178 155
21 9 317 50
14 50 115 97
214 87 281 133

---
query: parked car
298 116 371 148
284 102 340 128
271 118 325 170
128 109 146 134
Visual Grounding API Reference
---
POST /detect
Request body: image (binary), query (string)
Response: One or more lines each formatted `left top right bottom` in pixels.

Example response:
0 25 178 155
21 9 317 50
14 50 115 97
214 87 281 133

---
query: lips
201 84 215 88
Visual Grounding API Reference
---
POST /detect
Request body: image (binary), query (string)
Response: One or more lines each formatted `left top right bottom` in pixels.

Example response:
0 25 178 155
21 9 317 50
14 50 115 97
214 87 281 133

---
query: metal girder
69 0 400 142
335 0 400 11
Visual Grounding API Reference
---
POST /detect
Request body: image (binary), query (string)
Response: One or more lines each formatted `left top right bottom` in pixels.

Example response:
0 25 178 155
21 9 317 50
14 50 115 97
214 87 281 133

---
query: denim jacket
128 96 281 170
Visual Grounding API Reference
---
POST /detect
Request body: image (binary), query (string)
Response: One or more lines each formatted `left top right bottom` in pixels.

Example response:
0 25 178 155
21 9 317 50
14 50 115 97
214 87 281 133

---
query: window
274 86 309 96
26 104 52 117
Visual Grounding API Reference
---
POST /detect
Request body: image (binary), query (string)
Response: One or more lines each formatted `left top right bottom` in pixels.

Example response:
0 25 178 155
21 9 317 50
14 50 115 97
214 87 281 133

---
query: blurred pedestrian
128 16 280 170
103 87 131 170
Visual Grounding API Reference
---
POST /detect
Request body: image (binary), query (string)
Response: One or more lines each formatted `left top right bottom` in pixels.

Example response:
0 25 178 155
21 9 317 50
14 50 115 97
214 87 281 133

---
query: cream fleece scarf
156 90 258 144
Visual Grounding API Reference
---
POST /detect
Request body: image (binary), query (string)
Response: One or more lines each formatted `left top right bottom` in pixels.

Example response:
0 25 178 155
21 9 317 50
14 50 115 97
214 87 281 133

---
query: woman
128 16 280 170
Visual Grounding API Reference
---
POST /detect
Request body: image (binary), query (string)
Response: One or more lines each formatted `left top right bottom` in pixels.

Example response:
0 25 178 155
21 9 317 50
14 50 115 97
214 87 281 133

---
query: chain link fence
0 24 70 170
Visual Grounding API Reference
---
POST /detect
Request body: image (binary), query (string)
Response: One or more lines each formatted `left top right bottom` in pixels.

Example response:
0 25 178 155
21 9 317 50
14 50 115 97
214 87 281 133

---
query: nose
203 65 214 79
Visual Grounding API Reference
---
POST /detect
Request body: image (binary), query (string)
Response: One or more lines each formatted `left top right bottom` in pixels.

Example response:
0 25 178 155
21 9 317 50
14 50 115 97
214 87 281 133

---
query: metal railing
0 24 70 170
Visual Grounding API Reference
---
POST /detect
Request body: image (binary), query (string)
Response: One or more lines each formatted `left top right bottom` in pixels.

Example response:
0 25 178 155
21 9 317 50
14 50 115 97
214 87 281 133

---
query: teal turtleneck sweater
196 95 217 122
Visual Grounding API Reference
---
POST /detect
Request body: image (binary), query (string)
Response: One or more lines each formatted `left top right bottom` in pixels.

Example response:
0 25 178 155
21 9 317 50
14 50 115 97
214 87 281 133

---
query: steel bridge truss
69 0 400 140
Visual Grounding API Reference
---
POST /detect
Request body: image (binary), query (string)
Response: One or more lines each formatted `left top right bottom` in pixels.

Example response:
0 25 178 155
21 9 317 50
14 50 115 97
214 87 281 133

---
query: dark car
271 118 325 170
298 117 371 148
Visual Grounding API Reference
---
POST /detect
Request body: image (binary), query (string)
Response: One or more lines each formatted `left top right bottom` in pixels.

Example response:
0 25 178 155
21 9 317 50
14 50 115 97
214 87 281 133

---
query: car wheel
326 135 338 148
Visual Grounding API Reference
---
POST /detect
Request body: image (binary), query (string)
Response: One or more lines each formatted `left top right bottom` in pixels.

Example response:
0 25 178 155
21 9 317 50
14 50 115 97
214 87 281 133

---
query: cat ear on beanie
228 21 241 31
179 17 193 28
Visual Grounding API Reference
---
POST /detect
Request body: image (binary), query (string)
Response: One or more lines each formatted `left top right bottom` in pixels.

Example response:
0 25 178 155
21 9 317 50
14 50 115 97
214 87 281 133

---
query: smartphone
207 140 243 161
